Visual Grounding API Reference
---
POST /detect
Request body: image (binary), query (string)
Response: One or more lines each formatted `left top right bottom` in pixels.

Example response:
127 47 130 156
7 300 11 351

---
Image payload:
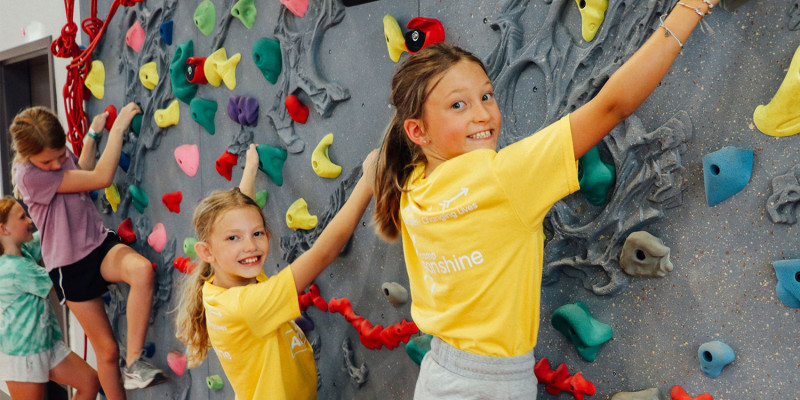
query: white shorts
0 340 72 383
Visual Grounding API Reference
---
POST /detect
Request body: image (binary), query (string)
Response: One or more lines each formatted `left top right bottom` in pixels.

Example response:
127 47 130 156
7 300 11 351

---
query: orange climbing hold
670 386 712 400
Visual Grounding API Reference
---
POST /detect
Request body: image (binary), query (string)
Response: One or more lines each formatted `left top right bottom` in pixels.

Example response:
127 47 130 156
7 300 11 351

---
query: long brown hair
0 196 19 255
8 107 67 197
373 43 486 240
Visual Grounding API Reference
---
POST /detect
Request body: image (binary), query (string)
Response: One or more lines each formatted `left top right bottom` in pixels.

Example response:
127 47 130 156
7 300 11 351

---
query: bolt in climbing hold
232 0 257 29
154 99 180 128
139 61 159 90
381 282 409 307
772 259 800 308
404 17 445 54
619 231 673 277
185 57 207 84
194 0 216 36
169 40 198 104
698 340 735 378
702 146 753 207
206 375 224 390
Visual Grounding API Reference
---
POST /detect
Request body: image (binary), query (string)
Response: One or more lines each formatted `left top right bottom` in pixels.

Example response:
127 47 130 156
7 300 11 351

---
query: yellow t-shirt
399 115 579 357
203 268 317 400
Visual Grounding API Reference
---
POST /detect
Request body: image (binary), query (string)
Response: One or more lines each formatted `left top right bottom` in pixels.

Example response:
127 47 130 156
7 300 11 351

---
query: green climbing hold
183 237 197 258
194 0 216 36
256 144 288 186
169 40 198 104
252 37 282 84
578 145 615 206
130 114 143 135
255 190 268 208
405 334 433 365
189 98 217 135
206 374 224 390
551 301 613 362
128 184 149 214
231 0 257 29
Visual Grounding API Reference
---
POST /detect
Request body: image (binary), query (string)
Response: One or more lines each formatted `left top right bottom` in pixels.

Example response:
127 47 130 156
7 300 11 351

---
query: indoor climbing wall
73 0 799 398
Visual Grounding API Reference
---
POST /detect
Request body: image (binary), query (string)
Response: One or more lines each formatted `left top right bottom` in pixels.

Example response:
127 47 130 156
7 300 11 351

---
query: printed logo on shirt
285 323 309 359
214 347 232 360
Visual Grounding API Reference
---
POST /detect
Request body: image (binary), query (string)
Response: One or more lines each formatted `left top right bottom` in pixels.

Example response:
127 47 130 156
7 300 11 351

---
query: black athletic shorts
49 231 122 302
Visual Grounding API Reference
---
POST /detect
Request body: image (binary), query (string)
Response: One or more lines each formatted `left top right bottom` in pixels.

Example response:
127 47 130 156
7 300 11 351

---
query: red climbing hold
162 191 183 213
173 256 196 274
117 217 136 244
534 358 596 400
186 57 208 84
670 385 713 400
215 150 238 181
285 94 309 124
104 104 117 131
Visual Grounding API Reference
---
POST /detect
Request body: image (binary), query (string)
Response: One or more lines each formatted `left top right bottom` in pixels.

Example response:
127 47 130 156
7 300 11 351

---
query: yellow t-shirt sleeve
239 267 302 338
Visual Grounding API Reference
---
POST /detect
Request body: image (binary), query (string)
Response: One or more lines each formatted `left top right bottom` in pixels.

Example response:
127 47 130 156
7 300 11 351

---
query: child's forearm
240 163 259 199
77 137 98 170
91 126 124 187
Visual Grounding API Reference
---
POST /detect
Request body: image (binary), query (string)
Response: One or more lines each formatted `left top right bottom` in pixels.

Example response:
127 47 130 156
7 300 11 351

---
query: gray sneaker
122 357 166 390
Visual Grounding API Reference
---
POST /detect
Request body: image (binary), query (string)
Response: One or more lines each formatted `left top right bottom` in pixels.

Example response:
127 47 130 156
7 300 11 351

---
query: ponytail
174 260 213 367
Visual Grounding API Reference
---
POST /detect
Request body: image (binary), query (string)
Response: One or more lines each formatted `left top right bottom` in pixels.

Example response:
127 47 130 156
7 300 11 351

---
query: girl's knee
129 258 155 287
77 370 100 394
93 339 120 364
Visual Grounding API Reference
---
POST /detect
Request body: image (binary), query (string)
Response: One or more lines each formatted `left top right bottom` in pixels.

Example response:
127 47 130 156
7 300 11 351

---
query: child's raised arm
240 143 260 200
76 111 108 171
570 0 718 159
289 149 378 293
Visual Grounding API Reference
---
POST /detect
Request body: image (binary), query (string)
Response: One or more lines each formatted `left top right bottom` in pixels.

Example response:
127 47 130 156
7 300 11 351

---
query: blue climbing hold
702 147 753 207
551 301 613 362
773 259 800 308
698 340 735 378
142 341 156 358
160 21 173 45
90 190 99 201
119 151 131 172
578 145 615 206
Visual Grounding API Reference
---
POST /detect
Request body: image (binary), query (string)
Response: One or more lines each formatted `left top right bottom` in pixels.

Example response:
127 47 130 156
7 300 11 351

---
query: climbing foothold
702 146 753 207
578 145 615 206
119 152 130 172
173 256 196 274
105 184 120 213
174 144 199 177
142 342 156 358
619 231 673 278
118 218 136 244
285 94 309 124
90 190 99 201
103 104 117 131
185 57 207 84
280 0 308 17
698 340 735 378
534 358 596 399
215 151 239 181
194 0 216 36
772 259 800 308
189 98 217 135
383 15 406 62
154 99 180 128
611 388 662 400
148 223 167 253
160 21 173 45
85 60 105 99
130 114 142 135
126 20 145 52
404 17 445 54
311 133 342 178
405 333 433 365
286 198 318 230
256 144 288 186
381 282 409 307
139 62 159 90
183 237 197 258
719 0 752 12
128 184 149 214
206 375 224 390
575 0 608 42
754 43 800 137
252 37 282 84
169 40 198 104
204 48 241 90
342 0 380 5
232 0 257 29
670 385 713 400
227 96 259 126
551 301 613 362
294 311 314 333
167 350 187 376
162 191 182 213
255 190 268 208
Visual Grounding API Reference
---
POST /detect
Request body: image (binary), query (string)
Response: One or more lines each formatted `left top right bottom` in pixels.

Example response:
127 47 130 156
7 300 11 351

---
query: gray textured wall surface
78 0 799 399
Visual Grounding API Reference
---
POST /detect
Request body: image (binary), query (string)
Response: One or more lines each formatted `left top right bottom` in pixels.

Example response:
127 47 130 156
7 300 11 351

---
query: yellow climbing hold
85 60 105 99
754 43 800 137
204 48 241 90
139 61 159 90
383 15 406 62
576 0 608 42
311 133 342 178
286 198 318 230
105 183 120 212
155 99 180 128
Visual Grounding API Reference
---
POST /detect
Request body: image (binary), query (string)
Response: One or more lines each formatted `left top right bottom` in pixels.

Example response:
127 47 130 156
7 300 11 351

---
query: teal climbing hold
252 37 282 84
128 184 149 214
232 0 257 29
130 114 143 135
405 334 433 365
255 190 268 208
256 144 288 186
772 259 800 308
551 301 613 362
702 146 753 207
184 237 197 258
578 145 615 206
194 0 216 36
169 40 198 104
189 98 217 135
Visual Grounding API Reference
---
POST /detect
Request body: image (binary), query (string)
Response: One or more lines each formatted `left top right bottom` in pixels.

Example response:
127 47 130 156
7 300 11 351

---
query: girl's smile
199 206 270 289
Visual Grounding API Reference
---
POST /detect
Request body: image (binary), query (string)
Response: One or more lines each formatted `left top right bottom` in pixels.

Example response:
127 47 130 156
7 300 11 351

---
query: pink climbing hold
215 150 238 181
126 20 145 53
285 94 309 124
118 218 136 244
162 191 182 213
174 144 199 177
280 0 308 17
147 223 167 253
104 104 117 131
167 350 188 376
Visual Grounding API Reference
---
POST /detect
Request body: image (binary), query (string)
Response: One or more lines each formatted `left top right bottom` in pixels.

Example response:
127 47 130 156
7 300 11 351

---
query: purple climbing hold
226 95 259 126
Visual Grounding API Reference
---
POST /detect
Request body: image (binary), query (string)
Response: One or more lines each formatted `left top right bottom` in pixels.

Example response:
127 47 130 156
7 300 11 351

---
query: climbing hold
381 282 409 307
119 152 130 172
206 375 224 390
118 218 136 244
159 21 173 45
174 144 199 177
255 144 288 186
185 57 207 84
698 340 735 378
85 60 105 99
154 99 180 128
162 191 182 213
575 0 608 42
142 342 156 358
578 145 615 206
383 15 406 62
189 98 217 135
169 40 198 104
232 0 257 29
130 114 142 135
534 358 596 400
139 62 159 90
255 190 268 208
204 48 241 90
104 184 120 213
754 43 800 137
126 20 145 52
252 37 282 84
90 190 99 201
173 256 196 274
342 0 380 5
215 151 239 181
619 231 673 277
405 333 433 365
611 388 661 400
772 259 800 308
719 0 752 12
183 237 197 258
128 184 149 214
670 385 713 400
280 0 308 18
342 338 368 388
285 94 309 124
148 223 167 253
103 104 117 131
295 311 314 333
404 17 445 54
194 0 216 36
311 133 342 178
227 95 259 126
167 350 187 376
286 198 318 230
551 301 613 362
702 147 753 207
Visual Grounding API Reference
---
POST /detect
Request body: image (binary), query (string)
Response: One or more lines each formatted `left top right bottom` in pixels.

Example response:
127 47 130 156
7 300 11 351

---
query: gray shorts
414 337 537 400
0 340 72 383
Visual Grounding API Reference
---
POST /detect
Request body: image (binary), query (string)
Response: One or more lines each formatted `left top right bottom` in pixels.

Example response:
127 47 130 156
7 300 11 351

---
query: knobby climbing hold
381 282 409 307
189 98 217 135
534 358 596 400
148 223 167 253
183 237 197 258
105 184 120 213
160 21 173 45
295 311 314 333
206 375 224 390
311 133 342 178
578 145 615 206
126 20 145 52
130 114 142 135
404 17 445 54
383 15 406 62
575 0 608 42
286 198 318 230
142 342 156 358
255 144 288 186
119 152 130 172
194 0 216 36
185 57 207 84
85 60 105 99
139 62 159 90
118 218 137 244
252 37 281 84
702 146 753 207
103 104 117 131
611 388 661 400
255 190 268 208
619 231 673 277
154 99 180 128
128 184 149 213
227 95 259 126
232 0 257 29
754 43 800 137
280 0 308 18
215 150 239 181
551 301 613 362
405 333 432 365
174 144 199 177
162 191 182 213
670 385 713 400
772 259 800 308
169 40 198 104
204 48 241 90
698 340 735 378
167 350 187 376
173 256 196 274
285 94 309 124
